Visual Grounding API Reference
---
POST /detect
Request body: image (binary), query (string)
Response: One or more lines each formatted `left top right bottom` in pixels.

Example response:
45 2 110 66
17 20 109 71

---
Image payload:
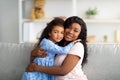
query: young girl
21 18 76 80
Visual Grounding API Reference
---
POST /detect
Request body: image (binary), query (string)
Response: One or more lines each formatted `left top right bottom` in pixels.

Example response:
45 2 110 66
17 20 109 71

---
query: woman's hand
26 62 37 72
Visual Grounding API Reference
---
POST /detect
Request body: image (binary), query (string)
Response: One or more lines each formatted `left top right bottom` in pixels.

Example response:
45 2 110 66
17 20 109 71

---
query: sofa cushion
0 43 35 80
83 44 120 80
0 43 120 80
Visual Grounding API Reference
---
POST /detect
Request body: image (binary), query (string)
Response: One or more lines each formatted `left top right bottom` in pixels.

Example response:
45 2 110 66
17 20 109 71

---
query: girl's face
49 26 64 43
64 23 81 42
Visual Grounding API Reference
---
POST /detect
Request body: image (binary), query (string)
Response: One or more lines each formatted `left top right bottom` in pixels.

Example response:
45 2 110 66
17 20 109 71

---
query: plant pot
86 15 96 19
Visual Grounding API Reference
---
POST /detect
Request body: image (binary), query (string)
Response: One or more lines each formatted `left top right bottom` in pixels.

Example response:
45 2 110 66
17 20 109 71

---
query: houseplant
85 8 98 18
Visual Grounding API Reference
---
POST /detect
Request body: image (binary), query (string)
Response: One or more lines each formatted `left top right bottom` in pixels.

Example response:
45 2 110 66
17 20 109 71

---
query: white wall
87 23 120 42
23 0 120 19
1 0 120 43
76 0 120 42
23 0 120 42
0 0 19 43
77 0 120 19
46 0 120 18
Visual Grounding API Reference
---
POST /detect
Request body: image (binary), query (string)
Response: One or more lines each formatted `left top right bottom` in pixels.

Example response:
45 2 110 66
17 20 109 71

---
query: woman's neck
64 41 71 46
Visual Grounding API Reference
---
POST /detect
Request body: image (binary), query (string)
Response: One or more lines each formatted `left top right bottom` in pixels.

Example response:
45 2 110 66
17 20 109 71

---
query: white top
54 42 88 80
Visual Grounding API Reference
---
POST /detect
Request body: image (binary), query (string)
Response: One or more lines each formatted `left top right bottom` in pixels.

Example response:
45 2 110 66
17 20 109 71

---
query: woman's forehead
69 23 81 29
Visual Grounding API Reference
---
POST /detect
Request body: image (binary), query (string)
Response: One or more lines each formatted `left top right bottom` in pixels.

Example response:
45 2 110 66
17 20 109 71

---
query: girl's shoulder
41 38 48 41
40 38 49 45
41 38 52 43
40 38 54 45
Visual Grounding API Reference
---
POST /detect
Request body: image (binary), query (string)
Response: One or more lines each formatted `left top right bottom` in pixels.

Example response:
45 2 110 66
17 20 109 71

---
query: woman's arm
27 54 80 76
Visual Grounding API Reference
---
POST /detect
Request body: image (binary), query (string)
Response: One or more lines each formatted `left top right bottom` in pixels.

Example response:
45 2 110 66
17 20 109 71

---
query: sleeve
68 42 84 58
40 38 74 55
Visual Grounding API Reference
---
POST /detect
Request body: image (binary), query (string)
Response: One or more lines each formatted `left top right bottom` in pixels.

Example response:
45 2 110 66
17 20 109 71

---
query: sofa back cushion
83 44 120 80
0 43 35 80
0 43 120 80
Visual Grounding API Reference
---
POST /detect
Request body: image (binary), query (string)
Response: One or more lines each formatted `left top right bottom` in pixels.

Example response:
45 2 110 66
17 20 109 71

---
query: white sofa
0 42 120 80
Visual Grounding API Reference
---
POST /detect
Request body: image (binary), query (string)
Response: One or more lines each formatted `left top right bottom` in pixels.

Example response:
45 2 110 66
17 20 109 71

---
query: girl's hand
31 46 47 58
26 62 37 72
73 39 81 44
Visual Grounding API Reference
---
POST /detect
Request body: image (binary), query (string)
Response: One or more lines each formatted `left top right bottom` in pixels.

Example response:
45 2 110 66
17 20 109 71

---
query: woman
26 16 88 80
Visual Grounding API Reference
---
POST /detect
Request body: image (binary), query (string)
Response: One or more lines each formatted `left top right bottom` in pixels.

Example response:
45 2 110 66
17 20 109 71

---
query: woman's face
64 23 81 42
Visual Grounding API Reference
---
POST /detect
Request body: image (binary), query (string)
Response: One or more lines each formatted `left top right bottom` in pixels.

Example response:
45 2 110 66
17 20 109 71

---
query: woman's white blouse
54 42 88 80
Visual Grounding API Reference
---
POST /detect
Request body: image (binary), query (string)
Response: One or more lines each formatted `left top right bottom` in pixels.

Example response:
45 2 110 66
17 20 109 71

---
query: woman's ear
49 33 51 37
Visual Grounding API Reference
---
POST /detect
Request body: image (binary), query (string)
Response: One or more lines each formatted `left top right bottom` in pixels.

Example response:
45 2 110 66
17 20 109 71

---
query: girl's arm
27 54 80 76
41 38 74 54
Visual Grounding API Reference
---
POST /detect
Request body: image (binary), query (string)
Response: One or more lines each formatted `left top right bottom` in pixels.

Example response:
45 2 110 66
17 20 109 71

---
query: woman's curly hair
64 16 88 66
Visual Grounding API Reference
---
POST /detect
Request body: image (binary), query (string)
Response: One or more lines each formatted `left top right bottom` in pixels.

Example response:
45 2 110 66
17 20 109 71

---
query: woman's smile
65 33 73 39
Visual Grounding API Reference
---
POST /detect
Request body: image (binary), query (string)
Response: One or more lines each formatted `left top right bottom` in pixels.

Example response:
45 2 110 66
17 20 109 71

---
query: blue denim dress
21 38 73 80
